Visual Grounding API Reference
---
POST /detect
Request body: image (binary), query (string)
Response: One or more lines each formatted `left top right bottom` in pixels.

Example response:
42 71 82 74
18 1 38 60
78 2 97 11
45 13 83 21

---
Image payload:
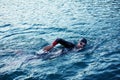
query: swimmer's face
77 42 86 49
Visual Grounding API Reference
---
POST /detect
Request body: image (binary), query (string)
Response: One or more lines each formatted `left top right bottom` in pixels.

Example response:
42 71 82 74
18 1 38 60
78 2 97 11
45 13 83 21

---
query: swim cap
80 38 87 44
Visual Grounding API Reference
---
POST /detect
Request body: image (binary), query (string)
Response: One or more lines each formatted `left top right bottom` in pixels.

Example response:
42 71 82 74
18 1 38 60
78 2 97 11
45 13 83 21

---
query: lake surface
0 0 120 80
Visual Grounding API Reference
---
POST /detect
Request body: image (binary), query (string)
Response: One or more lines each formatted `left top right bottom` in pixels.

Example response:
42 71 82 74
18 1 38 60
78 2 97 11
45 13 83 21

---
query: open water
0 0 120 80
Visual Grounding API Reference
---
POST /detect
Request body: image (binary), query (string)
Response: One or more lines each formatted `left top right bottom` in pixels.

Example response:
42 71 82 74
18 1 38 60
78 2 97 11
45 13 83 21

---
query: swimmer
43 38 87 52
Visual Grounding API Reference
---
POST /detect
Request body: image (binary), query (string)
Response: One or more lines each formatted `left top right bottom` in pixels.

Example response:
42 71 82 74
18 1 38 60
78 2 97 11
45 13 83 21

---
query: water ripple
0 0 119 80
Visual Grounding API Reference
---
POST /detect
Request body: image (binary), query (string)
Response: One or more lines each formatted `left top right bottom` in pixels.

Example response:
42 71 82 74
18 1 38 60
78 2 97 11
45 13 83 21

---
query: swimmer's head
80 38 87 45
77 38 87 49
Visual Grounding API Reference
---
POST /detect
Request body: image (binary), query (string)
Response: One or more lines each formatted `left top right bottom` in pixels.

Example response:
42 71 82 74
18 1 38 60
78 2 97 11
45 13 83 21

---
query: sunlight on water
0 0 120 80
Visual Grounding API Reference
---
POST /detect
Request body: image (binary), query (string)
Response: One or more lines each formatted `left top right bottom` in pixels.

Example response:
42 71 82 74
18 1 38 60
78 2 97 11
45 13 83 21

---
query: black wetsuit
53 38 76 50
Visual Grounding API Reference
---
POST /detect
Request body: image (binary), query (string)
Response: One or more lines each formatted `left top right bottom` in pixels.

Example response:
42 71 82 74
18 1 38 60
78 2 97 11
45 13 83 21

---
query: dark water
0 0 120 80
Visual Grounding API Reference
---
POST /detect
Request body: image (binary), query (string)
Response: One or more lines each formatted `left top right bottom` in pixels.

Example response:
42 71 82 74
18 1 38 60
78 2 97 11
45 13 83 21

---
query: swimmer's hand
43 45 54 51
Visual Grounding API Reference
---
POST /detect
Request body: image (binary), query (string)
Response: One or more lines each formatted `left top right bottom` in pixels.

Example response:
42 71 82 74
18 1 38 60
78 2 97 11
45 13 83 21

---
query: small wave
0 70 29 80
71 22 89 26
0 24 11 28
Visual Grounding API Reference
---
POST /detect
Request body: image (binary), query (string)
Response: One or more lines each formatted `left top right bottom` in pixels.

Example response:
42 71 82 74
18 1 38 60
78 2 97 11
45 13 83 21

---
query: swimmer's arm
43 45 54 51
43 39 58 51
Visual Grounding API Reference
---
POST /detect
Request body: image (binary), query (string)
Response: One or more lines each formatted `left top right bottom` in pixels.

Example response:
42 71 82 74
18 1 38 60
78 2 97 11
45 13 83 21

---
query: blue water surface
0 0 120 80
